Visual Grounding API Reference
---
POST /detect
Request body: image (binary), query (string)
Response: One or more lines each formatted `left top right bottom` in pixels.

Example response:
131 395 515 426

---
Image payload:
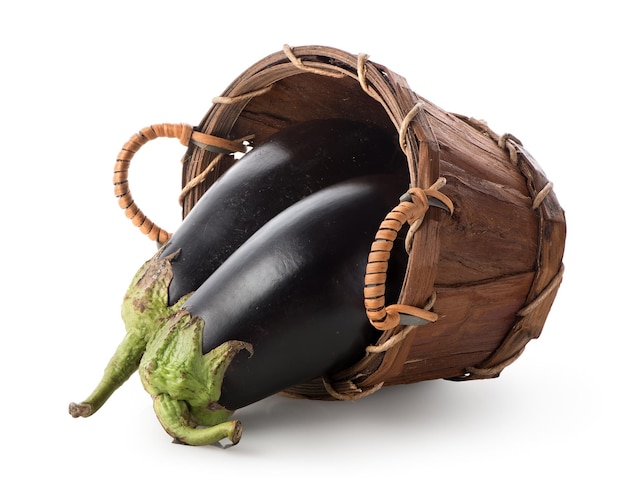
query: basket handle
113 123 246 245
364 179 454 331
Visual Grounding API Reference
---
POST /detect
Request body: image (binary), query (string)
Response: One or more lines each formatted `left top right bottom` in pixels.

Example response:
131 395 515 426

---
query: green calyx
69 250 186 418
69 247 252 446
120 249 182 336
139 310 252 446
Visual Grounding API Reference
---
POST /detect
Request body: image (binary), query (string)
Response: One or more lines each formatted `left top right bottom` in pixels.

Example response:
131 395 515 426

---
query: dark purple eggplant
135 175 410 445
162 119 405 305
69 119 405 420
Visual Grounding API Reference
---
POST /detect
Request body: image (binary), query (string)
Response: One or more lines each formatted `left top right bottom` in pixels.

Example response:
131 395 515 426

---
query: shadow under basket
116 45 566 401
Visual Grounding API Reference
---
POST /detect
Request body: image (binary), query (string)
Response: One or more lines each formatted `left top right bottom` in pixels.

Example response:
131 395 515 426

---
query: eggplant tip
68 401 93 418
230 420 243 446
212 420 243 449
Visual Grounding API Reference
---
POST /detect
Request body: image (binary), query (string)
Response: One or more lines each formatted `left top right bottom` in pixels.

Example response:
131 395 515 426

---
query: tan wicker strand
319 291 438 400
212 85 274 105
366 324 417 355
464 347 526 379
532 181 554 209
356 53 372 94
356 53 385 106
517 264 565 318
499 137 520 165
364 293 435 355
498 132 523 149
321 377 384 401
404 176 448 252
399 102 425 154
190 132 246 153
283 44 346 78
178 134 252 205
114 123 246 244
113 123 195 244
364 180 453 331
178 152 227 205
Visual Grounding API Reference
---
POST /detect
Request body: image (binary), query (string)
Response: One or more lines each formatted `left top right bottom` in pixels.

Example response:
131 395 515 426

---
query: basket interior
227 72 398 147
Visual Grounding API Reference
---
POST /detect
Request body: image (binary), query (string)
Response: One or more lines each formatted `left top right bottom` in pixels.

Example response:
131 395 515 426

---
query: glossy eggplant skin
182 175 409 411
162 119 405 305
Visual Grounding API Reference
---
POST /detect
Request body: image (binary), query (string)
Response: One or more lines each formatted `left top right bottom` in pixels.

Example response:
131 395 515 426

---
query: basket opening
228 72 399 148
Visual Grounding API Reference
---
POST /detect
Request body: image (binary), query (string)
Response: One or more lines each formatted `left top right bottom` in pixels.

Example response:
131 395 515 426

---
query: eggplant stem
69 330 146 418
153 394 242 446
70 251 185 418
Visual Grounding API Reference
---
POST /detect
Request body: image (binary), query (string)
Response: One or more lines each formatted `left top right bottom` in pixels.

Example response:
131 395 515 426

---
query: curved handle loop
364 178 454 331
113 123 246 245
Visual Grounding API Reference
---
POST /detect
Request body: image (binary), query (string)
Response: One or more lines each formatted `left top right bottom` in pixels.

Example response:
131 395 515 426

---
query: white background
2 1 623 484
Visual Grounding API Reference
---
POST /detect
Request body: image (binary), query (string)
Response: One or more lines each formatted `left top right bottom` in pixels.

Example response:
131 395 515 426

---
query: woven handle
364 179 454 331
113 123 246 245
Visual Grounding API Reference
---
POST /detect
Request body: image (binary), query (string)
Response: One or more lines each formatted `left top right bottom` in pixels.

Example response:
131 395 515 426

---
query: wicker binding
115 45 566 400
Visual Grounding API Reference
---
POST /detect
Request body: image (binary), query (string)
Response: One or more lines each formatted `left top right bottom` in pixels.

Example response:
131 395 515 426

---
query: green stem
69 330 146 418
69 251 184 418
153 394 242 446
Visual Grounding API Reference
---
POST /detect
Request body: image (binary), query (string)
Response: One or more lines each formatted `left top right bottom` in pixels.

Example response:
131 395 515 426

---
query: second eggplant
137 175 410 445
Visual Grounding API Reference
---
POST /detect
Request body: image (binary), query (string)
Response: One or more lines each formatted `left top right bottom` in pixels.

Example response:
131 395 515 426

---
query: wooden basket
114 45 566 400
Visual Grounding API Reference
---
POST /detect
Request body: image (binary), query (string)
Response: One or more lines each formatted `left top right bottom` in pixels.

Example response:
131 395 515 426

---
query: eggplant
136 175 411 445
69 119 404 420
162 118 406 305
